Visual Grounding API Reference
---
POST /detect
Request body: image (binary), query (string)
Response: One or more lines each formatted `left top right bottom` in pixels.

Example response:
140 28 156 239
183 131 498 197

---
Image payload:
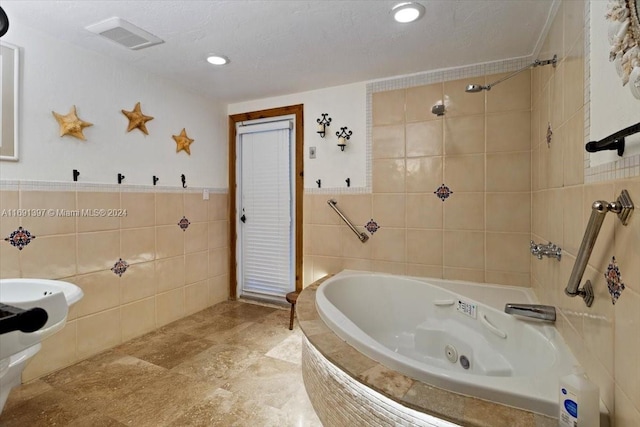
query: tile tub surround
305 69 532 287
0 185 230 382
297 277 557 427
0 300 321 426
530 1 640 425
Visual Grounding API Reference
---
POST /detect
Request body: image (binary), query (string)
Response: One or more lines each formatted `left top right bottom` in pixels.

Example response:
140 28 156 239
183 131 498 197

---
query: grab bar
565 190 633 307
327 199 369 243
434 299 455 306
480 314 507 339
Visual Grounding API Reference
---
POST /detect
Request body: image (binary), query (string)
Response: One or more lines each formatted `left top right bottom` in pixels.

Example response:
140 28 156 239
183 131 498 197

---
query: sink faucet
504 303 556 322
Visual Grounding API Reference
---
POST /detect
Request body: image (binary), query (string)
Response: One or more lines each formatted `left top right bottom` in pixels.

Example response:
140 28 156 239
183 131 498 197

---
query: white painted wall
228 83 367 189
589 0 640 166
0 18 227 188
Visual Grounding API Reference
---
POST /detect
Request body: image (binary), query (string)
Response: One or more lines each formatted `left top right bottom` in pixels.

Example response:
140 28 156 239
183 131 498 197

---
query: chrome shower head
431 104 445 116
465 84 488 93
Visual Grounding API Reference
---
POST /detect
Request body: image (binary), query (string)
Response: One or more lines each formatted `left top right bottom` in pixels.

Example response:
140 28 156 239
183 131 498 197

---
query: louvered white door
237 120 294 301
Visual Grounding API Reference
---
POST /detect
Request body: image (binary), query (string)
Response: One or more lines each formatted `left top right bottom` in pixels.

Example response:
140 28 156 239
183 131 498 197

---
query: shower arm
484 55 557 90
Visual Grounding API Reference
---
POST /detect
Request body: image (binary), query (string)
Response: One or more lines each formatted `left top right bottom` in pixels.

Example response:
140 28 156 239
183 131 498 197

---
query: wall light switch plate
202 189 209 200
309 146 316 159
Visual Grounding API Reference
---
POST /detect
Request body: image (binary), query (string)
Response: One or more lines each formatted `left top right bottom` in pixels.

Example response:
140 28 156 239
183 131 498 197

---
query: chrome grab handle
565 189 633 307
327 199 369 243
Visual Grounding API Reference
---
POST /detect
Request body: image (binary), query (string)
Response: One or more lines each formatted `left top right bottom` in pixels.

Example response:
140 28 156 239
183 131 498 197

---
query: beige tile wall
305 2 640 423
305 68 531 287
0 188 229 381
532 1 640 425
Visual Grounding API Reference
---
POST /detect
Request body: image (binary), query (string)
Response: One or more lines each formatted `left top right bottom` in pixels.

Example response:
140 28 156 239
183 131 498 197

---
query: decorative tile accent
111 258 129 277
546 123 553 146
4 227 36 250
178 216 191 231
605 256 625 304
365 219 380 234
434 184 453 202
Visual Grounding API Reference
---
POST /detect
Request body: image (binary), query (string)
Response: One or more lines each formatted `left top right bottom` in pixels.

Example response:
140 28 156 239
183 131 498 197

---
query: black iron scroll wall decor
336 127 352 151
316 114 332 138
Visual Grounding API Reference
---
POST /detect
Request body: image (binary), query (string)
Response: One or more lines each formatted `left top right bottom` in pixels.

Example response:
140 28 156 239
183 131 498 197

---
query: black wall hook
181 174 187 188
153 176 159 186
316 179 321 188
345 178 350 187
118 173 125 184
72 169 80 182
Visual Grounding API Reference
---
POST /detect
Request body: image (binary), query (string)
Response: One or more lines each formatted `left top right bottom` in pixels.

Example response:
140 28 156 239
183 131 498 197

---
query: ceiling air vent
85 17 163 50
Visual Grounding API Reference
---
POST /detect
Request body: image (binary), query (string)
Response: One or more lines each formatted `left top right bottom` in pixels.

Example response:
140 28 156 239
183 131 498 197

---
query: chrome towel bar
327 199 369 243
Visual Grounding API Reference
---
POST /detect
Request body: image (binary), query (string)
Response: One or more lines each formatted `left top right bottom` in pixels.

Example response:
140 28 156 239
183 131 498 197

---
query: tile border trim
0 180 228 194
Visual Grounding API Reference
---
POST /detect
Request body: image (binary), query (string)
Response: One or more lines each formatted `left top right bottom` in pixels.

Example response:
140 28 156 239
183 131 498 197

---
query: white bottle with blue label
559 367 599 427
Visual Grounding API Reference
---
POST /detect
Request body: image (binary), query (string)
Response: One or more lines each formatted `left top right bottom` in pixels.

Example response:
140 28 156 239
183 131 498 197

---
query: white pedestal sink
0 278 83 414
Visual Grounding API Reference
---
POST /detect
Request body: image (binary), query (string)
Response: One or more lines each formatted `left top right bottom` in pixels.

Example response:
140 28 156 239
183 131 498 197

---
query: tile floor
0 301 322 426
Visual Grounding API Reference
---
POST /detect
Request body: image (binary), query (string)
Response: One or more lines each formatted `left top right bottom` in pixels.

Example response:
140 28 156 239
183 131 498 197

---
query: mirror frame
606 0 640 99
0 41 19 161
631 0 640 40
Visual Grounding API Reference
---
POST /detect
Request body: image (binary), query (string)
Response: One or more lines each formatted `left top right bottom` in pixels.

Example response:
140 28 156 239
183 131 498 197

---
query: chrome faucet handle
553 245 562 260
530 240 561 260
530 240 541 256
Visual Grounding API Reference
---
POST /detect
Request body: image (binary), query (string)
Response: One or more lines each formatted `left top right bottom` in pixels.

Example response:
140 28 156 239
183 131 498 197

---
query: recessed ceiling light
392 2 425 23
206 55 229 65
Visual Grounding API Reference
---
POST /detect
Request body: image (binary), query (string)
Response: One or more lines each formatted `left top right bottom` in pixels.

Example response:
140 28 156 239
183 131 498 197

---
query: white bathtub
315 271 577 417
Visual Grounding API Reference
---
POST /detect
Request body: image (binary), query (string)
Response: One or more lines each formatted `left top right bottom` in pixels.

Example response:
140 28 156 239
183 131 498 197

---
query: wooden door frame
228 104 304 300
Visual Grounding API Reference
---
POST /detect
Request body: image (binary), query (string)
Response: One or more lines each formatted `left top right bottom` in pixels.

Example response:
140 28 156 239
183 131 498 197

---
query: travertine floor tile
0 300 321 426
114 331 215 369
265 333 303 365
167 387 290 427
100 372 217 427
2 379 53 413
223 355 305 409
170 342 262 384
44 354 168 403
0 389 101 427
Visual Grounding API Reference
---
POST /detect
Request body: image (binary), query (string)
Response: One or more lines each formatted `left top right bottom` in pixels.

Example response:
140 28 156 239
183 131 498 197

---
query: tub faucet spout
504 303 556 322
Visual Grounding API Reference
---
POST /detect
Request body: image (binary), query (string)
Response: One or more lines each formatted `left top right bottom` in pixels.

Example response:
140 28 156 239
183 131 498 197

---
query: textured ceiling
1 0 555 104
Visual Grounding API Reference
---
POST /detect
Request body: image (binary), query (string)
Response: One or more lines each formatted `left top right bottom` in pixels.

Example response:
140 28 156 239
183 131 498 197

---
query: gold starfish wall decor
172 128 194 155
122 102 154 134
52 105 93 140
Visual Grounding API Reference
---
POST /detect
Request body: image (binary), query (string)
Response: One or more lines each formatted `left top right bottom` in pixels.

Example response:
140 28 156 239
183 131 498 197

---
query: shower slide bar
327 199 369 243
565 189 634 307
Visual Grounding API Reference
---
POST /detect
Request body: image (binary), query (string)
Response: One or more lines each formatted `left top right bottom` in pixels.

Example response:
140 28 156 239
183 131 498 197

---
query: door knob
240 214 246 223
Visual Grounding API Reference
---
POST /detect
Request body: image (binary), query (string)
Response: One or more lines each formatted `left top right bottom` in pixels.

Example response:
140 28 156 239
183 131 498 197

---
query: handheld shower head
465 84 488 93
465 55 558 94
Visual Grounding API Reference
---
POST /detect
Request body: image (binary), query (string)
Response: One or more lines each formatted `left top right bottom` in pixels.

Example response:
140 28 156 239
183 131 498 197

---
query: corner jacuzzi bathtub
314 271 577 417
